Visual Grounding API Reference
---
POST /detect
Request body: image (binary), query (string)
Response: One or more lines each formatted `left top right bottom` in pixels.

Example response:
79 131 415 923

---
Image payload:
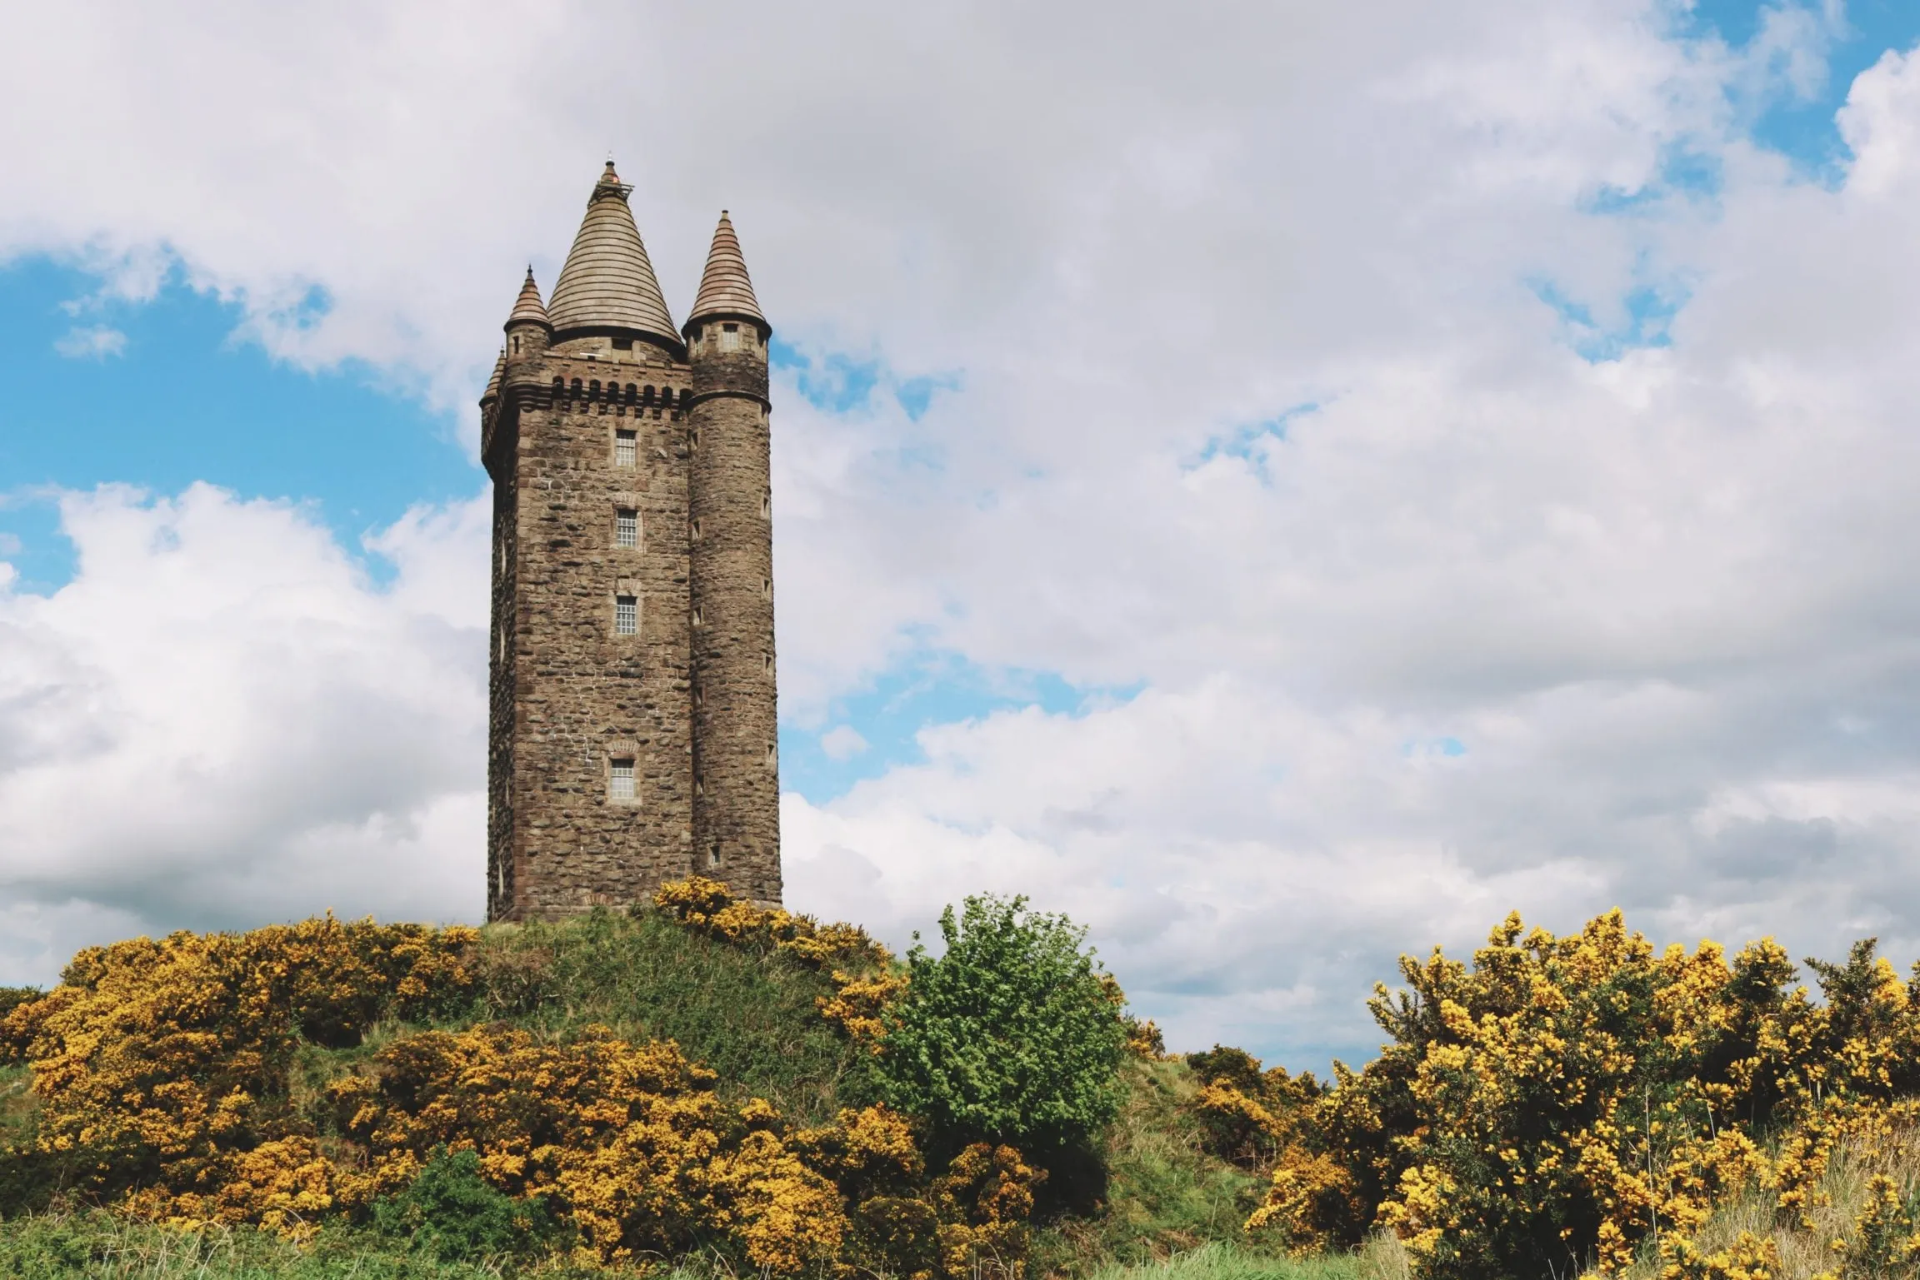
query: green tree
877 894 1127 1152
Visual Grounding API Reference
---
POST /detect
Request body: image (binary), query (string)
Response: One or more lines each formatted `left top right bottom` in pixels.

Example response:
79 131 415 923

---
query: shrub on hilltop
876 893 1130 1156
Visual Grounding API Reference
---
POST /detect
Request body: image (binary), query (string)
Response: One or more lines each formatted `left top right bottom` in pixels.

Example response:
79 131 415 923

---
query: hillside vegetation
0 880 1320 1278
5 888 1920 1279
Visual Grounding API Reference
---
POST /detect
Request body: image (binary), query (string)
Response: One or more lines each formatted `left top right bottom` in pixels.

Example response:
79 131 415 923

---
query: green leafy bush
877 894 1127 1153
371 1146 544 1263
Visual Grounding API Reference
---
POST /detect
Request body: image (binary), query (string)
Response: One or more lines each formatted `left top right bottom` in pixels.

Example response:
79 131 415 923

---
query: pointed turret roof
546 162 677 343
481 348 505 404
506 267 549 328
687 210 765 327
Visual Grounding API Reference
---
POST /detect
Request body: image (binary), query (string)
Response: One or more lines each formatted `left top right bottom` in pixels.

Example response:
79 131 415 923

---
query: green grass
460 910 873 1124
0 1211 560 1277
1088 1240 1405 1280
337 909 872 1127
1034 1059 1301 1274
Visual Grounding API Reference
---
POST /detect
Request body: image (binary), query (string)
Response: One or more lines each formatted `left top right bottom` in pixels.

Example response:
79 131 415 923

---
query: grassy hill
0 902 1369 1279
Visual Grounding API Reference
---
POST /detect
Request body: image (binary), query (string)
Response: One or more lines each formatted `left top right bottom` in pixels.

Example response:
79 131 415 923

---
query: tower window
512 335 521 354
614 430 636 468
720 322 741 352
707 844 721 869
615 509 638 548
615 595 638 635
609 759 635 801
612 337 633 351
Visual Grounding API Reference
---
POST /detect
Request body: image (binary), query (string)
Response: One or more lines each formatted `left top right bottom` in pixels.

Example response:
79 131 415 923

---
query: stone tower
481 163 781 920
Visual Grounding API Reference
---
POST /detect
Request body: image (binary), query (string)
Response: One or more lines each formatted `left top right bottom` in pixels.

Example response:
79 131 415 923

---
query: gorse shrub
1185 1045 1327 1170
876 894 1129 1154
1240 909 1920 1280
0 880 1055 1277
0 916 476 1207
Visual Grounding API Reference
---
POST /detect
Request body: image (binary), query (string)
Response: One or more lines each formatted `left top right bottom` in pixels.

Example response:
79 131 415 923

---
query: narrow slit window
614 430 637 468
707 844 722 869
615 509 638 548
609 759 635 800
614 595 638 635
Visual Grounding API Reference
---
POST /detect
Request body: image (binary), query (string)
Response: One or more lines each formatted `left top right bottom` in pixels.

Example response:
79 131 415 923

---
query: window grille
614 430 637 468
615 509 638 547
609 759 635 800
615 595 638 635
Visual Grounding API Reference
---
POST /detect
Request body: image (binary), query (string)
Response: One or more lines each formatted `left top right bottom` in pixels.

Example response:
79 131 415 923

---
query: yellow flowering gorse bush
0 883 1042 1275
1241 909 1920 1280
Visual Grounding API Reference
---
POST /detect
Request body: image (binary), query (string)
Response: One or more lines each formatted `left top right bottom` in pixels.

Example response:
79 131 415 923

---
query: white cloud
820 725 869 762
0 484 488 983
52 325 125 359
5 1 1920 1064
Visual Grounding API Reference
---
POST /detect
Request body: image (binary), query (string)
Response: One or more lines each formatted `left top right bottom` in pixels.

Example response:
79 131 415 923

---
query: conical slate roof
687 211 765 327
481 348 505 403
506 267 549 328
547 162 677 343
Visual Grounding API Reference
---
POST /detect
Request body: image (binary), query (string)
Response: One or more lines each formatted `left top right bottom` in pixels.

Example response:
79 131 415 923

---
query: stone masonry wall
485 400 519 917
486 345 698 919
688 322 781 906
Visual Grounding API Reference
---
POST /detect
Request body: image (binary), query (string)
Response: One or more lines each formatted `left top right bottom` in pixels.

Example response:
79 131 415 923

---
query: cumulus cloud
0 484 488 982
3 0 1920 1063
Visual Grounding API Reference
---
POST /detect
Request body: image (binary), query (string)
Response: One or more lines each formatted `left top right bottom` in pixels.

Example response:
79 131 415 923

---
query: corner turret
685 211 780 904
505 267 551 365
480 348 505 408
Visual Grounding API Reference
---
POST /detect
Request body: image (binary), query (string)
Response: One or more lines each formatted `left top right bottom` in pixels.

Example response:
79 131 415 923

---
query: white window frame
609 759 636 801
614 430 637 468
615 509 638 548
614 595 638 636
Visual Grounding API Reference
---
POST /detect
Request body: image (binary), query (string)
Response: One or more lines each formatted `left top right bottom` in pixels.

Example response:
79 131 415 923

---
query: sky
4 0 1920 1069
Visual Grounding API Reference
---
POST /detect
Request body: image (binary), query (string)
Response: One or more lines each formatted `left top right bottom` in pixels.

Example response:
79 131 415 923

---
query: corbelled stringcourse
481 162 781 919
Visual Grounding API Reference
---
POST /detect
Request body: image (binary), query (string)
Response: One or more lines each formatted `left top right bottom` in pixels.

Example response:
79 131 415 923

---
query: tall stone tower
481 163 781 920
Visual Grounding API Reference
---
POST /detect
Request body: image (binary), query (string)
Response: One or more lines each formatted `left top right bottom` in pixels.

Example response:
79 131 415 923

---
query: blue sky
7 0 1920 1066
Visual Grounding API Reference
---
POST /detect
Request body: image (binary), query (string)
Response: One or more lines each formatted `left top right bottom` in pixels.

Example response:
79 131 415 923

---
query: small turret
504 267 551 364
481 348 505 407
